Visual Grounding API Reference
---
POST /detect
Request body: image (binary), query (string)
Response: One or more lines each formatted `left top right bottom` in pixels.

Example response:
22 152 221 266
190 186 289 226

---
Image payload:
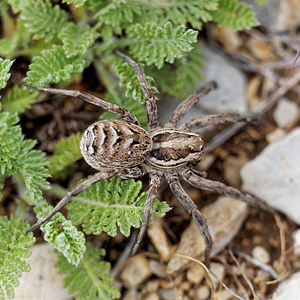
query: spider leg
132 169 162 255
180 167 275 214
116 51 160 131
164 170 212 266
27 171 116 233
179 113 255 131
166 81 217 128
25 83 139 125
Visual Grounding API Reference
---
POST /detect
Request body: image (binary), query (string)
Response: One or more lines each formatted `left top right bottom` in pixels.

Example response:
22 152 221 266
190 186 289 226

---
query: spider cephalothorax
26 52 273 266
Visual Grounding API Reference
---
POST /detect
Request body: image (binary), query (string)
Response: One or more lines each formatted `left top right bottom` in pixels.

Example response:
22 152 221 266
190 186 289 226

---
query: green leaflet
0 112 23 175
0 58 13 90
0 216 35 300
127 22 198 68
24 45 90 86
56 243 120 300
59 23 99 58
110 55 158 104
67 177 171 237
34 201 86 266
89 0 142 39
61 0 88 8
21 0 68 42
145 0 219 30
18 139 50 204
48 133 82 177
1 86 38 114
150 44 205 99
211 0 258 31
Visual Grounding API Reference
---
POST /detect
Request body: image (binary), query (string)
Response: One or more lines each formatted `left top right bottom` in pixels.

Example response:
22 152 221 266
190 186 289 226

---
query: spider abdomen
148 129 204 168
80 119 152 169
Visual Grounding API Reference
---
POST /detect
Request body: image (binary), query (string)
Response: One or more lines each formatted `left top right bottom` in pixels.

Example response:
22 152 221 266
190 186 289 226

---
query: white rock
266 128 286 144
14 244 71 300
120 255 151 287
252 246 270 264
241 128 300 224
195 285 210 300
272 271 300 300
167 196 248 274
273 99 299 128
292 229 300 256
199 47 247 114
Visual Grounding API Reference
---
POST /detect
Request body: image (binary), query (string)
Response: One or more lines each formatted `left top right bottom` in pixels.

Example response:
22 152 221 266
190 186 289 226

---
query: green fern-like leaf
89 0 142 39
0 215 35 300
24 45 90 85
110 55 158 103
61 0 88 7
0 112 23 176
152 0 218 30
67 176 170 237
0 36 19 59
7 0 24 13
151 44 204 99
59 23 98 58
34 201 86 266
18 139 50 205
57 242 120 300
48 133 82 176
211 0 258 31
127 22 198 68
21 0 68 43
1 86 38 114
0 58 13 90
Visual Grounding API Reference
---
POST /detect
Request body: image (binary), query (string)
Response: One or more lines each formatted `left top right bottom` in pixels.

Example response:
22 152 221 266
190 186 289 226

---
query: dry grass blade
174 253 246 300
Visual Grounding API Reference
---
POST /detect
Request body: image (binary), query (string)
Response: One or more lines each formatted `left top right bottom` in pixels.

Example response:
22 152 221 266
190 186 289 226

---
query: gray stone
246 0 300 32
272 271 300 300
198 47 247 114
273 99 299 129
14 244 71 300
159 288 181 300
241 128 300 224
120 255 151 287
158 46 247 126
167 196 248 274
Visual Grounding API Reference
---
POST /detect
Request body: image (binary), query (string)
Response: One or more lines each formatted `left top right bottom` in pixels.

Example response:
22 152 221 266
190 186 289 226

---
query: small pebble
149 260 167 278
142 280 160 294
209 262 225 282
159 288 181 300
187 264 205 284
266 128 286 144
195 285 210 300
252 246 270 264
145 293 160 300
213 290 233 300
120 255 151 287
274 98 299 128
292 228 300 256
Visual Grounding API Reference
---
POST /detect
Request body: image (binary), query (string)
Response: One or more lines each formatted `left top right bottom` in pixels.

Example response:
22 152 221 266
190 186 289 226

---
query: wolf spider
26 52 273 266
